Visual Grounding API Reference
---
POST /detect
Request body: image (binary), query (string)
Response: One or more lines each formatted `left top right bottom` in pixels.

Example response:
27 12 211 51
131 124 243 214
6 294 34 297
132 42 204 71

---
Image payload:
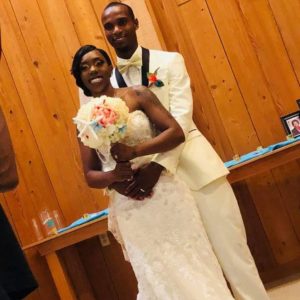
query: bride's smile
79 49 113 97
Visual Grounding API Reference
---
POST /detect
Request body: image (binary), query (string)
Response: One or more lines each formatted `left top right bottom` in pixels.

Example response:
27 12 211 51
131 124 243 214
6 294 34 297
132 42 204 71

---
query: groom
80 2 269 299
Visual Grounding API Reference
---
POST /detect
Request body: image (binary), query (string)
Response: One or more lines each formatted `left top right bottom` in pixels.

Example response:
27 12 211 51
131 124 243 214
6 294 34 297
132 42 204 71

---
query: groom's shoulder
149 48 182 63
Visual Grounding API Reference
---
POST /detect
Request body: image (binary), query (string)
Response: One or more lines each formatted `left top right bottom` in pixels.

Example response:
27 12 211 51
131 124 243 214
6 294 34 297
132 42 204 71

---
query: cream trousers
191 177 269 300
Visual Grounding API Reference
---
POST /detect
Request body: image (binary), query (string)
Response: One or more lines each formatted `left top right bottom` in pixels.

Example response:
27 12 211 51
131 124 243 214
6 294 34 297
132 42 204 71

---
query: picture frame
297 99 300 109
280 111 300 138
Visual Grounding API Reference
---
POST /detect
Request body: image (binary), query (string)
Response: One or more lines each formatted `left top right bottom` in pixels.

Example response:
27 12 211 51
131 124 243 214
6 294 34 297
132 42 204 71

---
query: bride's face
80 50 112 97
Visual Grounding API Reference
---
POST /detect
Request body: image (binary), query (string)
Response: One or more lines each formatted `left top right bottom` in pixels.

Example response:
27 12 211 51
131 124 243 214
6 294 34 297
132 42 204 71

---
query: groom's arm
150 52 193 174
124 53 193 199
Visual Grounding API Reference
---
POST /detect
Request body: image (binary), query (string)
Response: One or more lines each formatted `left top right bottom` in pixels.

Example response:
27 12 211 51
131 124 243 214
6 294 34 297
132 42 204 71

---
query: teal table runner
224 136 300 168
58 208 109 234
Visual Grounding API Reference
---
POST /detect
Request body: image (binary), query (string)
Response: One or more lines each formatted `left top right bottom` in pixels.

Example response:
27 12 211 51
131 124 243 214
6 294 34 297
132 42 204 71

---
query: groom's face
101 5 138 51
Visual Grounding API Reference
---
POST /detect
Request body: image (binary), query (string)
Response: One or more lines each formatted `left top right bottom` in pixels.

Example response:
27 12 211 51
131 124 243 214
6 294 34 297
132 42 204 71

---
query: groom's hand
125 162 164 199
109 181 133 195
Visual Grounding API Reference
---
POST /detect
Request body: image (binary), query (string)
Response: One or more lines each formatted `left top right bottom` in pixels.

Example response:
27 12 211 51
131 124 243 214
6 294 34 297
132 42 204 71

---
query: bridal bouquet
73 96 129 161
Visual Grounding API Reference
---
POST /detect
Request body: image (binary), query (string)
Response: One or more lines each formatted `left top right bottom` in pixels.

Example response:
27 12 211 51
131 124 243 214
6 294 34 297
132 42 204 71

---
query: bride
71 44 234 300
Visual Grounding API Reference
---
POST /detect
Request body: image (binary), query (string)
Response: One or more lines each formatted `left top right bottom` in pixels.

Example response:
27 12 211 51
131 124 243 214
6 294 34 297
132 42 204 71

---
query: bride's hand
112 162 133 182
111 142 137 162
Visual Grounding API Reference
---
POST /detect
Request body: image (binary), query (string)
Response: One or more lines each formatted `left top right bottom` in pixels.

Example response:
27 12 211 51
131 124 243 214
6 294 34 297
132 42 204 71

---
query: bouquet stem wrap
73 96 129 162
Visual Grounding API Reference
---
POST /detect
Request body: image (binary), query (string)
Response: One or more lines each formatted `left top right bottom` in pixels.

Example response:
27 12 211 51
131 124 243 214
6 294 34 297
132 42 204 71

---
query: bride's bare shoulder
120 86 158 111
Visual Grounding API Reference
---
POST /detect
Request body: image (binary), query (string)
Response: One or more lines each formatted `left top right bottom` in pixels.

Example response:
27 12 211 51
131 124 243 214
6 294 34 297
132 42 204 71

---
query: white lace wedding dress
102 110 234 300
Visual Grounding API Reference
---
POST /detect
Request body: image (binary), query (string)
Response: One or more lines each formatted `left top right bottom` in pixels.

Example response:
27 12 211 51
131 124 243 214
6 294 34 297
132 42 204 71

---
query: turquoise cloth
58 208 109 233
224 136 300 168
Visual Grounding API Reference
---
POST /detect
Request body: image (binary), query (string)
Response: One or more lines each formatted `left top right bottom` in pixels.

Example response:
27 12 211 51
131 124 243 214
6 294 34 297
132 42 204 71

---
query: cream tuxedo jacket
80 48 228 190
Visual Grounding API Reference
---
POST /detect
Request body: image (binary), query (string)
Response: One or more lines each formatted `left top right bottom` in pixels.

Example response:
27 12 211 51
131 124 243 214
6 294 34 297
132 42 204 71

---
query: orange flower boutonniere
147 68 164 87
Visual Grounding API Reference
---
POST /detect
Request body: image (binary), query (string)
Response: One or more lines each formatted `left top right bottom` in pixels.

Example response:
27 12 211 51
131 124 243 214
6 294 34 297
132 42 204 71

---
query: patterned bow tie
116 53 142 74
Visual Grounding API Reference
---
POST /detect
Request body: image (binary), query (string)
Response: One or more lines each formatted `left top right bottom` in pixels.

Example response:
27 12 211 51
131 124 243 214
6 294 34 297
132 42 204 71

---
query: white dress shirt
116 46 143 86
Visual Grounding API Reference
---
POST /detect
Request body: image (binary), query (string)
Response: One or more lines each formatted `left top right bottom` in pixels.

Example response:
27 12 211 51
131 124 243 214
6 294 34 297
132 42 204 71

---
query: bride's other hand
112 162 133 182
111 142 137 162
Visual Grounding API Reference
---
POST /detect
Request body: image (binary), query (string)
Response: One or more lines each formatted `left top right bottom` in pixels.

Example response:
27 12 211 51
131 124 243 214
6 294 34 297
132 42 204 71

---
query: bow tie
117 53 142 74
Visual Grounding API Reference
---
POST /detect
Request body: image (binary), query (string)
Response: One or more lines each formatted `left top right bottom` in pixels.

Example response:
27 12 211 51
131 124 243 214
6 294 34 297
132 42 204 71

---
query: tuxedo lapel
141 47 149 87
148 50 168 108
115 68 127 87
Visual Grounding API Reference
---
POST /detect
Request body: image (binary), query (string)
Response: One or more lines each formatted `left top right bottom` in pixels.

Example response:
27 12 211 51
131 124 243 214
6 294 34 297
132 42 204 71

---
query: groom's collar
116 46 142 65
115 46 150 88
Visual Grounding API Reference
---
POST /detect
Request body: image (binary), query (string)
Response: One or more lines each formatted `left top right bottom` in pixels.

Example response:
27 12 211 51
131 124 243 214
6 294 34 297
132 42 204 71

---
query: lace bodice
101 110 154 172
122 110 154 146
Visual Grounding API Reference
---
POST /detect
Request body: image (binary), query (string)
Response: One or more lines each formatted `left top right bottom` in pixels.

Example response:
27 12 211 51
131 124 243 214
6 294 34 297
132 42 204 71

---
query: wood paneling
268 0 300 84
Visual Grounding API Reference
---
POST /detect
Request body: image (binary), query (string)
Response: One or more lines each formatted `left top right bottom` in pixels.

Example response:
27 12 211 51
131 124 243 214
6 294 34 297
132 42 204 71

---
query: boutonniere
147 68 164 88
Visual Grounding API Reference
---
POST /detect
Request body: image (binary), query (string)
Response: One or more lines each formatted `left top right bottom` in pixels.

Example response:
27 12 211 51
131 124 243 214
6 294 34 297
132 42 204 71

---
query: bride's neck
92 84 115 98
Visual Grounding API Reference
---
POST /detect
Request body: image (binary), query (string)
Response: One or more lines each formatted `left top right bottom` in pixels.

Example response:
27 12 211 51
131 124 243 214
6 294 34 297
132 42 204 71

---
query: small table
23 216 108 300
227 140 300 183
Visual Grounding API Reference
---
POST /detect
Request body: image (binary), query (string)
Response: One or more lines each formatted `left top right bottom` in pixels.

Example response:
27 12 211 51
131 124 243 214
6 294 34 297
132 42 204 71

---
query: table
227 140 300 183
23 216 108 300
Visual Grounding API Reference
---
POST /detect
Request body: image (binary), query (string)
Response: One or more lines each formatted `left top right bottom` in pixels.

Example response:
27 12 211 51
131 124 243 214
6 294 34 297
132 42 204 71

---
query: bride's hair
71 45 112 96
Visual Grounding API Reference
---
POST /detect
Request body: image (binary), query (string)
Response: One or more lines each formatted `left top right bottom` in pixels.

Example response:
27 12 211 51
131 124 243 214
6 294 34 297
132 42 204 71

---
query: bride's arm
111 86 185 162
78 139 133 189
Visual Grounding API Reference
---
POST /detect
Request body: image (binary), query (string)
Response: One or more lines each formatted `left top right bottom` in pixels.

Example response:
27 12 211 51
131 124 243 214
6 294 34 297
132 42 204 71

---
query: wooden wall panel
36 0 81 105
247 172 300 264
179 0 259 154
2 0 105 223
64 0 110 51
206 0 285 145
269 0 300 84
0 55 59 245
237 0 300 115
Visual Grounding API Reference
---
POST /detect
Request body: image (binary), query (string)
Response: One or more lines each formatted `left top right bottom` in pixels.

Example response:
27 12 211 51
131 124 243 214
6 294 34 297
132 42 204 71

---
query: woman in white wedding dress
71 45 234 300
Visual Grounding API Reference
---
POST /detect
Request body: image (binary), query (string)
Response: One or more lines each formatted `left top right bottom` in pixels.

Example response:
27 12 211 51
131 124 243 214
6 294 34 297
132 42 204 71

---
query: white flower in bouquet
73 96 129 161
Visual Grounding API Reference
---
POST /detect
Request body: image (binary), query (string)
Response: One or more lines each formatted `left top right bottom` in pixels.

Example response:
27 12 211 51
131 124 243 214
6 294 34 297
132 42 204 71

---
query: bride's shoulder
130 85 148 94
130 85 155 99
126 85 153 101
122 86 157 111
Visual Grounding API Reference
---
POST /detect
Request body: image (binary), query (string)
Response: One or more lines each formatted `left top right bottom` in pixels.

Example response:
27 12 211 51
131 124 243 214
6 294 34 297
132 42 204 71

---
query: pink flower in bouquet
92 106 118 127
73 96 129 156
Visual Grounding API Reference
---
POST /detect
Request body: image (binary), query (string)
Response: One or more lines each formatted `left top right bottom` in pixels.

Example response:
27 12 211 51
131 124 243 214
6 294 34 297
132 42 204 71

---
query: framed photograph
281 111 300 137
297 99 300 109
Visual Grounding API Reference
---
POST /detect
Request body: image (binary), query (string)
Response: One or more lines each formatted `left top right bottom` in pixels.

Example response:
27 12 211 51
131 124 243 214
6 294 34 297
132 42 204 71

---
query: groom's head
101 2 139 55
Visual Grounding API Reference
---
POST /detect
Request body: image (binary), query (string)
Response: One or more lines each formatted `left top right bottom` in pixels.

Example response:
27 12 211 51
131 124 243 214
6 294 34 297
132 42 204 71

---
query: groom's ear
134 18 139 30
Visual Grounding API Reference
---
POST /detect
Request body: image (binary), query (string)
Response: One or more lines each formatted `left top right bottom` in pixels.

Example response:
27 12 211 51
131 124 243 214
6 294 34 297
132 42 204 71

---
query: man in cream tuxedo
80 2 269 299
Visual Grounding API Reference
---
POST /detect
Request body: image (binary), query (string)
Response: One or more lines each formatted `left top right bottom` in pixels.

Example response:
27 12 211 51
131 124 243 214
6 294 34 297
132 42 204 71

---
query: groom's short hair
103 2 135 20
